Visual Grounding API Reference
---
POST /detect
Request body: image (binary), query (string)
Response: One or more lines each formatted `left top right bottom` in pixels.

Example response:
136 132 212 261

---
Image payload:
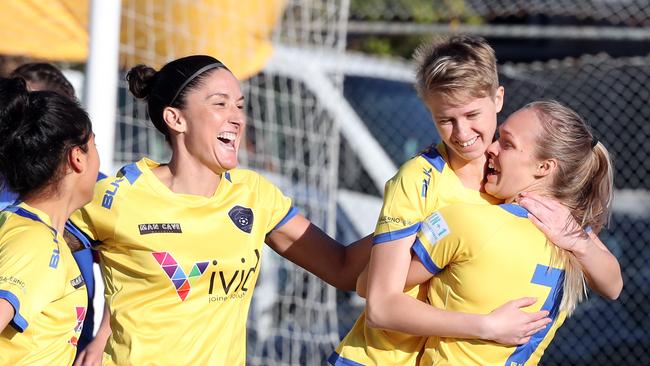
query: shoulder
0 217 55 254
226 169 282 192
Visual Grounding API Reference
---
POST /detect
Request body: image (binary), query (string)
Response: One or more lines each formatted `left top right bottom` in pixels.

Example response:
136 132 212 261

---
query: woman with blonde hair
365 100 615 365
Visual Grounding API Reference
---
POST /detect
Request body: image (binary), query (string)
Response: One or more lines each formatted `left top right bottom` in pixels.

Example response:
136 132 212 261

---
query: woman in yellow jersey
371 100 615 365
331 36 622 366
67 55 372 365
0 77 100 365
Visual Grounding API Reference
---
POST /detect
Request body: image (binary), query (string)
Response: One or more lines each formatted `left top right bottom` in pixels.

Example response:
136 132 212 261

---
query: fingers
511 296 538 308
527 309 550 322
73 352 86 366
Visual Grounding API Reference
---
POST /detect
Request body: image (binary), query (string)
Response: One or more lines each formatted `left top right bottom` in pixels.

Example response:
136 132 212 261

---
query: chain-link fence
2 1 646 365
336 2 650 365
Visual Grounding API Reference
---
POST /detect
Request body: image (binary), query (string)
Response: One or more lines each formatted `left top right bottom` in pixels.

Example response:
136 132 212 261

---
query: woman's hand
517 192 586 251
480 297 551 346
73 336 106 366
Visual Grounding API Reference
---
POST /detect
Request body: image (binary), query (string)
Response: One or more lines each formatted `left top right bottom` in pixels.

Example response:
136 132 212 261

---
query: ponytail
528 100 614 315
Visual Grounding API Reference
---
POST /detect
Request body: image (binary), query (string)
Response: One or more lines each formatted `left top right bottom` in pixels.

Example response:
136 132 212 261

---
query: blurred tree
348 0 483 59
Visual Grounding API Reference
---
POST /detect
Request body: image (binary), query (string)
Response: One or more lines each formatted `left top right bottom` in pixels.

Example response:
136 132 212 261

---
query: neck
156 151 222 197
447 152 488 191
22 189 76 234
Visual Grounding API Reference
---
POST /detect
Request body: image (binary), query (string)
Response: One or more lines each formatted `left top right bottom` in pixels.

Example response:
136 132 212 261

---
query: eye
467 113 479 119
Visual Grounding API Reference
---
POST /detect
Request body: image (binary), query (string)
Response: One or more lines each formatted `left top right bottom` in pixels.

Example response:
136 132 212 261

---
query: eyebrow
206 93 245 102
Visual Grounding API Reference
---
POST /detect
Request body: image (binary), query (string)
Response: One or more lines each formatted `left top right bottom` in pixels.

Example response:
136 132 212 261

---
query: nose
229 106 245 127
486 140 499 156
453 120 472 140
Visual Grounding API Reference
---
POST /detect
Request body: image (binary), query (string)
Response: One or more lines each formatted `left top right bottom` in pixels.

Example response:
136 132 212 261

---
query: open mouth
456 136 478 148
217 132 237 149
487 159 500 177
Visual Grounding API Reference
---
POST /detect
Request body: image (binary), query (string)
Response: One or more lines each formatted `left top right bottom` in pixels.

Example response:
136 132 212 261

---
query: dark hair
0 77 92 198
10 63 76 100
126 55 229 142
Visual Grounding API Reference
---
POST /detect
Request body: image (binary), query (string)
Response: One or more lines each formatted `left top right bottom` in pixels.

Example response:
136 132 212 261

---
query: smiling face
177 68 246 173
423 88 503 168
485 107 551 202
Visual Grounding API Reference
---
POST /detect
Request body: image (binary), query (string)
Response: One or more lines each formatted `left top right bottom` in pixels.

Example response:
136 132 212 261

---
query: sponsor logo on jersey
208 249 260 303
152 252 209 301
68 306 86 347
138 223 183 235
49 248 60 269
102 178 125 209
422 211 450 244
228 206 254 233
70 275 85 289
378 216 413 226
0 276 25 290
422 167 432 197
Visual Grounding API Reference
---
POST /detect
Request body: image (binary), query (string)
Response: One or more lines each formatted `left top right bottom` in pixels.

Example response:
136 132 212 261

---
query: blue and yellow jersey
330 144 500 366
413 203 566 366
68 158 295 366
0 203 87 365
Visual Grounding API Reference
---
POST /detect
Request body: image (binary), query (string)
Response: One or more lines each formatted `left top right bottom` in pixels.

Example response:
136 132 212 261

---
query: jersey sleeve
255 173 296 233
373 159 434 244
68 178 119 248
410 208 467 275
0 229 63 332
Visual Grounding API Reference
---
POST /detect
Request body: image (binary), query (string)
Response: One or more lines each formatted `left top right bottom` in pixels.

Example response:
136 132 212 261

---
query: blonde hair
527 100 614 315
414 35 499 104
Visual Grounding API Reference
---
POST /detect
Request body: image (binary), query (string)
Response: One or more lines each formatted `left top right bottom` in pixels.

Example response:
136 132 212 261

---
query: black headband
169 62 225 106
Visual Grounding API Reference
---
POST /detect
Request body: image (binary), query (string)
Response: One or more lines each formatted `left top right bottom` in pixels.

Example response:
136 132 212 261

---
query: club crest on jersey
152 252 209 301
422 211 450 244
228 206 254 233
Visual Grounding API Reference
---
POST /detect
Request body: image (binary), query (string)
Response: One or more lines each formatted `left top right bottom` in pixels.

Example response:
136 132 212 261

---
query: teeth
488 162 494 169
457 136 478 147
217 132 236 141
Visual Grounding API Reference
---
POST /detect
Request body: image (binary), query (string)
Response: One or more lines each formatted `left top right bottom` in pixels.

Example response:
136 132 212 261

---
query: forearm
366 292 485 338
0 298 14 332
95 303 112 342
571 233 623 300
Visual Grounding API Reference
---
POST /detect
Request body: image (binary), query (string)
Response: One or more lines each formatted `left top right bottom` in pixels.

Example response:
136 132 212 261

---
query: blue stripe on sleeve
411 237 443 275
327 352 365 366
0 290 28 332
373 222 422 245
421 148 446 173
271 206 299 232
119 163 142 184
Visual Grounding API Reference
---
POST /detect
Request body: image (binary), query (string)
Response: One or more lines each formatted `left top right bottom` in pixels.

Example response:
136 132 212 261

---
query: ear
535 158 557 178
67 146 86 174
493 86 505 113
162 106 187 134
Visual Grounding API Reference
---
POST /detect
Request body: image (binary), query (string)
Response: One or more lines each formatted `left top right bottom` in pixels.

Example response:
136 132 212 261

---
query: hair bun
126 64 158 99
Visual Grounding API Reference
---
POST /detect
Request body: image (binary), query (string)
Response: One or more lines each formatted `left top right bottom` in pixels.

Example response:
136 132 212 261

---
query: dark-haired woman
0 78 99 365
6 62 99 357
68 55 372 365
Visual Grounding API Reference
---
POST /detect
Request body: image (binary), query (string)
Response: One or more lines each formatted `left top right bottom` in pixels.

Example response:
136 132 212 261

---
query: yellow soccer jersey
331 144 499 366
413 203 567 366
69 158 295 366
0 203 87 365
